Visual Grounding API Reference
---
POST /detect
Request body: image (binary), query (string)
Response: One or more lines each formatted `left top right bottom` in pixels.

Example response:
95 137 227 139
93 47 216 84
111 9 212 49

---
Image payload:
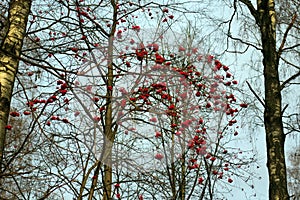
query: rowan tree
0 0 258 199
191 0 299 199
106 37 254 199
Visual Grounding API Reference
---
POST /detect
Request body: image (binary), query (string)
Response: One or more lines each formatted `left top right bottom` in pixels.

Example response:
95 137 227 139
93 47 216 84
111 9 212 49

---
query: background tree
287 146 300 200
193 0 299 199
0 0 267 199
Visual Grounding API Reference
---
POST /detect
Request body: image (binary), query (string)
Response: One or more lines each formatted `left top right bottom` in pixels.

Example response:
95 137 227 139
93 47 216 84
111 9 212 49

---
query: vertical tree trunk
87 32 115 200
257 0 289 199
88 1 117 199
102 148 113 200
0 0 31 169
98 10 116 200
100 1 118 198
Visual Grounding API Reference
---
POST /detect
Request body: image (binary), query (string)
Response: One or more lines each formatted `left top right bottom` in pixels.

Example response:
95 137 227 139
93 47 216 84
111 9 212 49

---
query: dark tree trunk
257 0 289 199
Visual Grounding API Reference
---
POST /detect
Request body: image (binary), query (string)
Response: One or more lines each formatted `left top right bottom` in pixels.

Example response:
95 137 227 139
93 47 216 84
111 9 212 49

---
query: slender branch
280 70 300 90
282 43 300 52
225 0 261 52
246 81 265 107
280 57 300 70
278 14 298 58
238 0 259 22
281 104 288 115
226 34 262 50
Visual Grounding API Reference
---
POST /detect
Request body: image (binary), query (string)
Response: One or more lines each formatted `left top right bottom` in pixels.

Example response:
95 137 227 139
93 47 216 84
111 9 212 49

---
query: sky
5 0 298 199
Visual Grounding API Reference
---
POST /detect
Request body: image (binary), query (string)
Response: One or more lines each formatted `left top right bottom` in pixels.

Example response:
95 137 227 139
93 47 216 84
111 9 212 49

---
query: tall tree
187 0 299 198
207 0 299 199
235 0 299 199
0 0 258 199
0 0 31 168
258 0 289 199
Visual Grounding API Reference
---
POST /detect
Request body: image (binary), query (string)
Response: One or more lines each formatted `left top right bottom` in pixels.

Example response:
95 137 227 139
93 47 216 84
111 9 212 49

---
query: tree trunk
0 0 31 169
101 29 115 200
257 0 289 199
88 1 117 198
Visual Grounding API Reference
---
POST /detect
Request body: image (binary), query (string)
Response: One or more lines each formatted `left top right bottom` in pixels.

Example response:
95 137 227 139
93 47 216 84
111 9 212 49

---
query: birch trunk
0 0 31 169
257 0 289 199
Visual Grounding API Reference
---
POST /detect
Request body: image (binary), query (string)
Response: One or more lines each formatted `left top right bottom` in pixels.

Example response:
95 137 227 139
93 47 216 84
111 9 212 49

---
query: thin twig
238 0 259 22
280 57 300 70
281 70 300 90
246 81 265 107
278 13 298 58
227 34 262 50
281 104 288 115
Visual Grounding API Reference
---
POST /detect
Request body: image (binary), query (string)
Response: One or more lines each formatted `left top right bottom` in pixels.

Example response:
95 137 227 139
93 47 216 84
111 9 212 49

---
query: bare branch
278 14 298 58
226 34 262 50
282 43 300 52
282 104 288 115
280 57 300 70
246 81 265 107
281 70 300 90
238 0 258 22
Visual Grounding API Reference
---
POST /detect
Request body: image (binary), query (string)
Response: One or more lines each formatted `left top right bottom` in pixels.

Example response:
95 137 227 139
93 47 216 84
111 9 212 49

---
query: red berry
23 111 31 115
155 153 164 160
5 125 12 130
240 103 248 108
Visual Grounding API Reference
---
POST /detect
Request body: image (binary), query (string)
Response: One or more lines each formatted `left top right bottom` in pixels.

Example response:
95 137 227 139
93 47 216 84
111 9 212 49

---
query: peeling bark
240 0 290 198
257 0 289 199
0 0 31 169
